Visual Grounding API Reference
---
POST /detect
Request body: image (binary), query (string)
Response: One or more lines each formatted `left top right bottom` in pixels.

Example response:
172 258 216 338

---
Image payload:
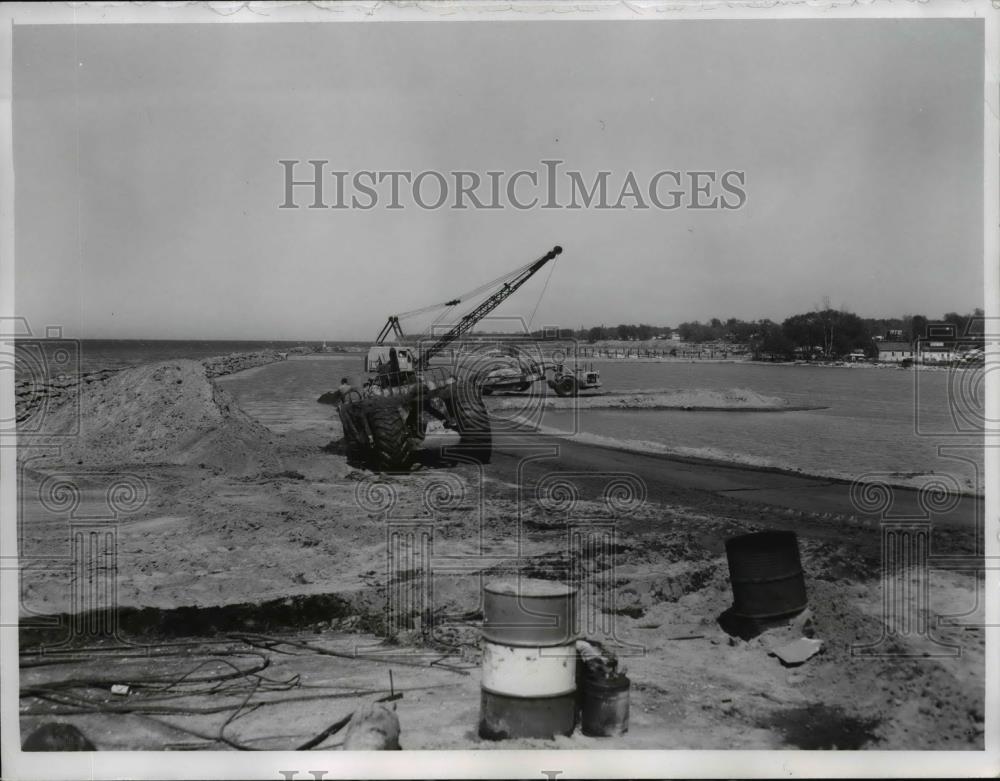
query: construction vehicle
334 246 563 471
474 345 546 395
547 362 601 397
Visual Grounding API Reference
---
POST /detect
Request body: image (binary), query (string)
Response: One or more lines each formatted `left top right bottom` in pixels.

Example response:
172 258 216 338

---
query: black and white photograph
1 2 996 779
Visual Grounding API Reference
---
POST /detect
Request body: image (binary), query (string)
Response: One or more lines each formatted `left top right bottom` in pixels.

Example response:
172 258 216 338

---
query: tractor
333 246 563 471
547 362 602 397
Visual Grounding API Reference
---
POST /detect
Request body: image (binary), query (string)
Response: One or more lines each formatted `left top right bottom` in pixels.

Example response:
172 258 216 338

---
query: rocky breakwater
201 350 288 379
15 350 291 426
15 368 122 427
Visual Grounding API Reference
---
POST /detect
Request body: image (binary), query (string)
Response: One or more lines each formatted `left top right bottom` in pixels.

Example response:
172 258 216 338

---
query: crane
332 245 563 472
372 245 561 368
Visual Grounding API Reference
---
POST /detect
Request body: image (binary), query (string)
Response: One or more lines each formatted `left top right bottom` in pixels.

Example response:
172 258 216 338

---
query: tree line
543 309 984 360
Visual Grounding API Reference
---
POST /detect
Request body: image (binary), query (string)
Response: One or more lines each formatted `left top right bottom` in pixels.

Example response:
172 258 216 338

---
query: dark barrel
478 689 576 741
725 530 807 619
482 579 578 647
580 674 630 737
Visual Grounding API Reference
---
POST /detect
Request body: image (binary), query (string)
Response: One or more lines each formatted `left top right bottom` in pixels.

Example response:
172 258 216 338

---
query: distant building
916 341 962 364
886 329 904 340
876 341 913 363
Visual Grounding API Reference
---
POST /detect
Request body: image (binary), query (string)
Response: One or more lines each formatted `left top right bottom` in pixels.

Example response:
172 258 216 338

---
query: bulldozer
334 246 563 471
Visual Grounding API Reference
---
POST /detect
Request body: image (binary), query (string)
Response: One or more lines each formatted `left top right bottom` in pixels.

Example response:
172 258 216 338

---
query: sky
13 20 985 341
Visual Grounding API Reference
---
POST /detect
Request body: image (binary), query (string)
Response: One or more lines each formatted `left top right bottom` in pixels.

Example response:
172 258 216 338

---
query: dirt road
491 433 981 530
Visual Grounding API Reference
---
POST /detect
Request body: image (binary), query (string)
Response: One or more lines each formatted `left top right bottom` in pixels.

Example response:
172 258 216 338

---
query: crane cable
393 257 537 321
526 254 558 330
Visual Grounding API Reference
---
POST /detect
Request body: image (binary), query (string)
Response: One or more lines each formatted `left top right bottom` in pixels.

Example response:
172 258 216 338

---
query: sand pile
36 360 279 473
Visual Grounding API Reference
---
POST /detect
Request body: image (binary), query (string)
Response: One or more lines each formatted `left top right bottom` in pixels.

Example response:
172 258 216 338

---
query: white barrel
481 640 576 698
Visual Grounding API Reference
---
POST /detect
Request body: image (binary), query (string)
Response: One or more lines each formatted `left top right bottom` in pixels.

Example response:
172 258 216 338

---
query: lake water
220 354 985 495
543 360 985 493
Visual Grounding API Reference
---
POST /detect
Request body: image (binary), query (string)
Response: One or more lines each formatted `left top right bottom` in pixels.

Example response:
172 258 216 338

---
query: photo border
0 1 996 779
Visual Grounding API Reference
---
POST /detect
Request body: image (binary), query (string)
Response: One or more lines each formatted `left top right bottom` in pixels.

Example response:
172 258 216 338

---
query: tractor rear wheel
338 404 367 465
367 402 414 472
450 385 492 464
554 376 577 397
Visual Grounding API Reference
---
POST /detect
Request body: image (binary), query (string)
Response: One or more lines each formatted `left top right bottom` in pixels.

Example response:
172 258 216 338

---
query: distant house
876 341 913 363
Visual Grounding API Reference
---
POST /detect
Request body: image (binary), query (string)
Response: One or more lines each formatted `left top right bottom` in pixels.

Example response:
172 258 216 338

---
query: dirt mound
35 360 279 473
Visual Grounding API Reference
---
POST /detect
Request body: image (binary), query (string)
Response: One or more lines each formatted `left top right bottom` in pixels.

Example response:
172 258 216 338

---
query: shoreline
573 356 973 371
533 424 984 498
488 392 824 413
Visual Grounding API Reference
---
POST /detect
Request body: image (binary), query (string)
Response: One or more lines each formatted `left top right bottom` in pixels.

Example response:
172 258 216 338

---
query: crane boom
414 245 562 370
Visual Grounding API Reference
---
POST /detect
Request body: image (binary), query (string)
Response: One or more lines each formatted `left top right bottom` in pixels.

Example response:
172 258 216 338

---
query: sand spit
491 388 794 412
27 360 279 474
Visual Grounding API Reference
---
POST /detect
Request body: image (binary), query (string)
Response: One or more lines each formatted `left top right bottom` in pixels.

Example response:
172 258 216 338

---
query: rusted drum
481 641 577 698
482 578 578 646
580 673 630 737
478 689 576 741
725 530 807 619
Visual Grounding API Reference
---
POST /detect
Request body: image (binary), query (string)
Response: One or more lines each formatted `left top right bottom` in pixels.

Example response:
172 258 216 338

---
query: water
14 339 364 374
543 360 984 493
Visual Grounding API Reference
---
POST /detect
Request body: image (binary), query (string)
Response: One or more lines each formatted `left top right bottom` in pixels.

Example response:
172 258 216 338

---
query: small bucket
725 530 807 619
580 674 630 737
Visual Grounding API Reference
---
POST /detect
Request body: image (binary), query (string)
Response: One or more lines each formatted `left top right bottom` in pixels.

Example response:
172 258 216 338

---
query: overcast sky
14 20 984 341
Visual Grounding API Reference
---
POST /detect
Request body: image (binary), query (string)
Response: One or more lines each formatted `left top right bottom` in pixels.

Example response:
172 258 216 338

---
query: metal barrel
724 530 807 619
481 578 578 646
479 579 579 741
478 689 576 741
481 641 577 698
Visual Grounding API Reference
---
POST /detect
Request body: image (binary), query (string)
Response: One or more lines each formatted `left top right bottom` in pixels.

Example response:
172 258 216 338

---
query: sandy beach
17 355 985 751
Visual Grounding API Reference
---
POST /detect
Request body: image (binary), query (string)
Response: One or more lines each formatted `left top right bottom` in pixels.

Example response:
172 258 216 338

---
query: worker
337 377 353 402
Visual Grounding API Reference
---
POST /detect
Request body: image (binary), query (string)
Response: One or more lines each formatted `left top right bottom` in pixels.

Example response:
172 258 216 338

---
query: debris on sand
770 637 824 667
576 638 627 683
31 360 279 474
342 701 401 750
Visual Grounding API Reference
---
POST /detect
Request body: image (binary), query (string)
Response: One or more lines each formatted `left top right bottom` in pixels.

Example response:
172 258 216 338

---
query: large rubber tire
554 376 577 397
367 402 415 472
451 386 492 464
338 404 366 464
